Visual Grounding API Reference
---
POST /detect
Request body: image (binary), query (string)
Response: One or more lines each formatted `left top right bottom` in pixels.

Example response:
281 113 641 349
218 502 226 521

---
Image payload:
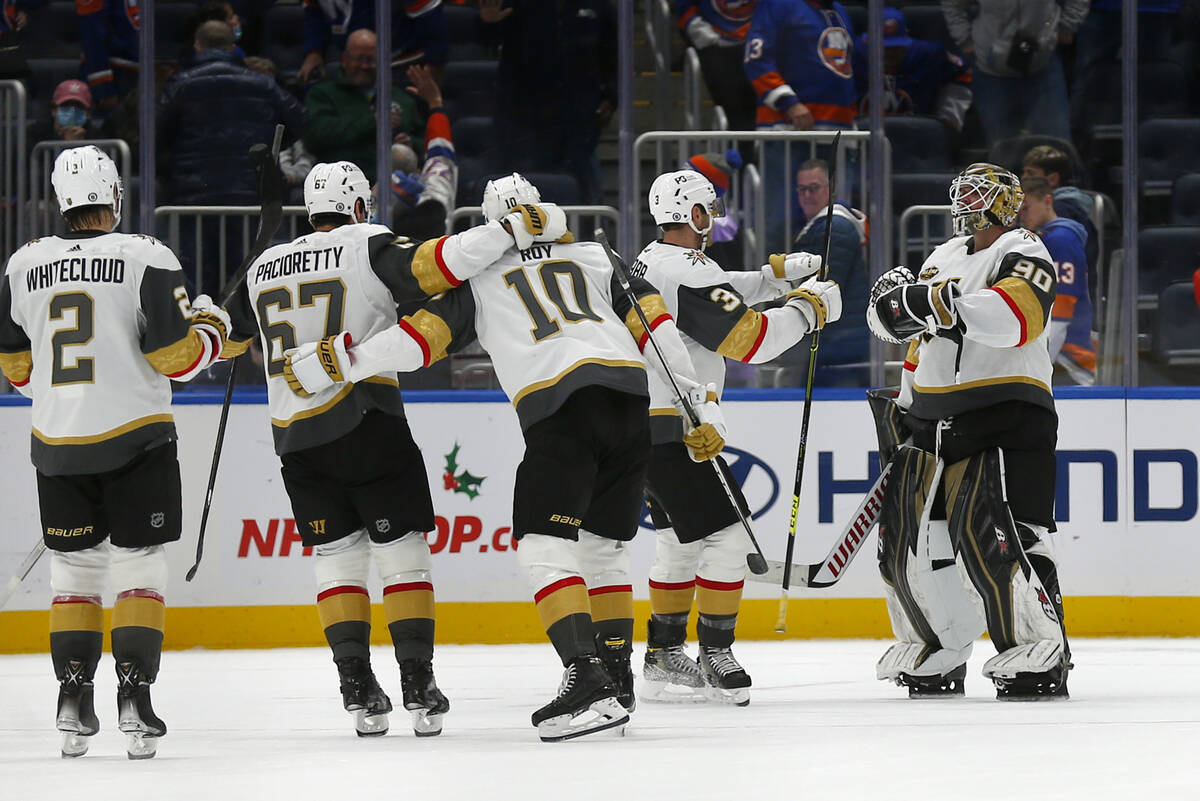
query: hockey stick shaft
777 130 841 632
595 230 768 575
0 540 47 611
186 127 286 582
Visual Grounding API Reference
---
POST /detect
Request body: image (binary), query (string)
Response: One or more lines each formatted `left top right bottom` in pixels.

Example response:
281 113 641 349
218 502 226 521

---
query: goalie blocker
870 391 1071 700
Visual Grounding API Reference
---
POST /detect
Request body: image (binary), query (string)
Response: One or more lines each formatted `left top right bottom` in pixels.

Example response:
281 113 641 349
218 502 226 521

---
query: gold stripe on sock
316 586 371 629
111 595 165 632
49 598 103 634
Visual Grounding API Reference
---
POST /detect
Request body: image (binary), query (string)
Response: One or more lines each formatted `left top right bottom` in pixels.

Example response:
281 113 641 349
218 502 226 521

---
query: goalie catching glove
676 382 727 462
784 276 842 332
283 332 352 397
868 276 962 344
502 203 575 250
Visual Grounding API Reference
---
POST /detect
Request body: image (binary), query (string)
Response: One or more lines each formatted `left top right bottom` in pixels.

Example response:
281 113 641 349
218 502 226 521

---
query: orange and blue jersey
852 38 971 118
743 0 856 129
303 0 447 67
1041 217 1095 378
76 0 139 104
676 0 758 44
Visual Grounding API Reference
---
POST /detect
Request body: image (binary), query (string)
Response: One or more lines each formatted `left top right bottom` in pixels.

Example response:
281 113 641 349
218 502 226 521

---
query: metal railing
1 80 27 258
154 205 309 295
897 204 952 267
27 139 133 239
683 48 702 131
644 0 673 133
449 205 620 240
632 130 888 268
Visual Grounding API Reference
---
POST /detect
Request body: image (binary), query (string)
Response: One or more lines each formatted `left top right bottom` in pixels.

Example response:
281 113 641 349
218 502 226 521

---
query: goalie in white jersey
633 170 842 705
866 163 1071 700
222 162 571 738
0 146 231 759
283 173 716 742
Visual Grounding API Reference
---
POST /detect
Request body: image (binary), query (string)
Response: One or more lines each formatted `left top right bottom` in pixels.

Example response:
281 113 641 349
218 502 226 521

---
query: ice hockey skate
116 661 165 760
983 640 1071 701
335 656 392 736
641 645 707 703
56 660 99 758
597 637 635 712
877 643 969 698
698 646 752 706
532 655 628 742
399 658 449 737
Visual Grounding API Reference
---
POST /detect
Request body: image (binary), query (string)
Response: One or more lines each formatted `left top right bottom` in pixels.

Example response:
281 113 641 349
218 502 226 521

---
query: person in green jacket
304 28 424 184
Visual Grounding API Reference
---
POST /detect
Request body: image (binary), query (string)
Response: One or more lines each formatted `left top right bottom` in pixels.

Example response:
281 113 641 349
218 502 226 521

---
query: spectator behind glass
677 0 760 132
942 0 1087 147
178 1 245 68
480 0 617 206
684 148 744 268
1021 145 1100 299
296 0 448 86
389 65 458 243
852 7 973 134
0 1 31 79
790 157 869 386
29 80 102 149
1019 177 1096 386
303 28 425 185
76 0 141 112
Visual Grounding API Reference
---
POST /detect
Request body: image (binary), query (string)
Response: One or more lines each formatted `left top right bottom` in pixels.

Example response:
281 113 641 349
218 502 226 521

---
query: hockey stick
185 125 286 582
776 130 842 632
747 462 889 588
0 540 47 611
595 230 769 576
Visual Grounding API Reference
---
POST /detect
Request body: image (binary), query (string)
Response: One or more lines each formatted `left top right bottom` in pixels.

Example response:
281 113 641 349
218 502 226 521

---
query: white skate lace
556 664 578 697
704 648 744 677
662 647 701 675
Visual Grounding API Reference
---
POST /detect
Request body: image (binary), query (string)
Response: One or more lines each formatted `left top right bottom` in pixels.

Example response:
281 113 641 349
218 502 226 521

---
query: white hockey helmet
648 170 723 236
304 161 373 222
481 172 541 222
51 145 123 226
949 162 1024 237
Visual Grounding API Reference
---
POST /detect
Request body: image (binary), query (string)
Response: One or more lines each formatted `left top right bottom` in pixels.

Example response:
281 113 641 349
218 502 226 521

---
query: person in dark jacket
1021 145 1099 307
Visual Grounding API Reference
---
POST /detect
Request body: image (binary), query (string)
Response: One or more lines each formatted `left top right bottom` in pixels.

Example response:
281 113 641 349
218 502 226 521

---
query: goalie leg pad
866 387 912 467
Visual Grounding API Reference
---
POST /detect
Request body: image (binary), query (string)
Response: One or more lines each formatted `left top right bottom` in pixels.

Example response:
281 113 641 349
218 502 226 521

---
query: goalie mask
949 162 1023 237
51 145 123 226
481 172 541 223
649 170 724 240
304 161 374 222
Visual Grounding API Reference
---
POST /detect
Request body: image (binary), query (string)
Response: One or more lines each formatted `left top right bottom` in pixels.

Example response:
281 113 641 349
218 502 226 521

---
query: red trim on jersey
695 576 744 592
316 585 369 602
903 360 917 372
533 576 586 603
639 313 672 351
990 286 1028 346
425 110 452 144
742 316 768 363
648 579 696 591
678 6 698 29
433 236 461 288
588 584 633 597
164 337 209 379
10 375 29 387
398 319 432 366
116 588 164 603
384 581 434 595
52 594 102 605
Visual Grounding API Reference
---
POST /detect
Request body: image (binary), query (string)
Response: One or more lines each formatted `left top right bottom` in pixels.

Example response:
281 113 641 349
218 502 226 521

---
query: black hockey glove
871 279 962 343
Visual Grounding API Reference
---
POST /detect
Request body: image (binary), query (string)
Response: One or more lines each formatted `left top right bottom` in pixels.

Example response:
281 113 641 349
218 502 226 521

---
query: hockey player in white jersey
866 163 1071 700
633 170 842 705
0 146 231 759
283 173 717 742
222 162 570 738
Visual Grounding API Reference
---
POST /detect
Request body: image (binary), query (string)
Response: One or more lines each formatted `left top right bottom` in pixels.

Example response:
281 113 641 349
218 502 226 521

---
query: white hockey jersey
227 220 519 453
390 241 681 430
899 228 1057 420
0 231 215 475
631 240 814 443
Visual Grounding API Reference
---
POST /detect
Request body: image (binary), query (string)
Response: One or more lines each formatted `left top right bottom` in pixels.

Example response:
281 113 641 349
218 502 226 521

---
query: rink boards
2 387 1200 652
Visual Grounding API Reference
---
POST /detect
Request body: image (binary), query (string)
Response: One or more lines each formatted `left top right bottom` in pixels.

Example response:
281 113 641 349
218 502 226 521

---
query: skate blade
537 698 629 743
60 732 92 758
639 679 708 704
124 732 158 760
353 710 389 737
408 708 444 737
704 686 751 706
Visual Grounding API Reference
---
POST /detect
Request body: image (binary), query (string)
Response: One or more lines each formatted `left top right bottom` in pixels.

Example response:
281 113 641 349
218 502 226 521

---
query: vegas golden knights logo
309 519 326 537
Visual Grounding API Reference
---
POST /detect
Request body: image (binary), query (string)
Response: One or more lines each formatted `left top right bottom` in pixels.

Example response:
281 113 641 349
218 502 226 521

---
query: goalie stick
0 540 47 611
186 125 286 582
595 230 769 576
748 462 889 588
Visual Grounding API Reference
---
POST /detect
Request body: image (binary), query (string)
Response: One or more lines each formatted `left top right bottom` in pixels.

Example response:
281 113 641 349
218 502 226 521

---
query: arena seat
262 3 307 76
1142 120 1200 196
883 116 951 172
442 60 498 119
1138 225 1200 307
1171 174 1200 225
1152 281 1200 365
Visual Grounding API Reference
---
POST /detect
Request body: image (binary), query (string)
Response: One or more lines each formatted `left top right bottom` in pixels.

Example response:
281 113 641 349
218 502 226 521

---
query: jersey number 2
49 292 95 386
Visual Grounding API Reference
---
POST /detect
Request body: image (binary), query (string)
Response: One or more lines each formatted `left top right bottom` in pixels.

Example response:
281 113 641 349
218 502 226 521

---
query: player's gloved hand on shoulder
868 279 962 344
189 293 231 350
762 251 822 295
686 16 722 49
502 203 575 250
283 332 352 398
675 382 726 462
785 277 842 332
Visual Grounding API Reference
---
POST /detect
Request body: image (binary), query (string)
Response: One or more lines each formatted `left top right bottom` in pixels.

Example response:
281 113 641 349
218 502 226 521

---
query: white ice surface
1 640 1195 801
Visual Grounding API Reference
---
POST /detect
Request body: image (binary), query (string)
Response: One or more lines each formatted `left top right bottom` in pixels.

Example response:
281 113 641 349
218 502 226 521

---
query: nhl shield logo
376 519 391 534
150 512 165 529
